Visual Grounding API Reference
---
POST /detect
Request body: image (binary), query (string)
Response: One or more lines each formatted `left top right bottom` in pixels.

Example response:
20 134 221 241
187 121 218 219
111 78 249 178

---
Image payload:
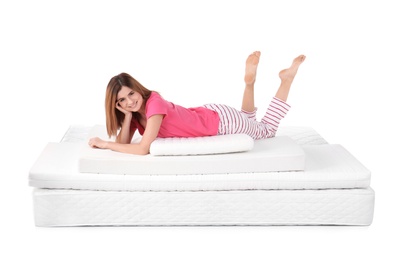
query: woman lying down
88 51 306 155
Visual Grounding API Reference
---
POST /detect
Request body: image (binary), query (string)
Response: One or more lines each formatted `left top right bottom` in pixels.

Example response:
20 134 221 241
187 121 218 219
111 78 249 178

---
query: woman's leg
242 51 261 113
254 55 305 138
275 55 306 102
242 53 306 139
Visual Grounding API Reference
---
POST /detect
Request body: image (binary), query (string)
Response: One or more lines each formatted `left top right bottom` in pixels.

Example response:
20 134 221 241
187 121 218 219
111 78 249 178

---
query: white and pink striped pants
203 97 290 140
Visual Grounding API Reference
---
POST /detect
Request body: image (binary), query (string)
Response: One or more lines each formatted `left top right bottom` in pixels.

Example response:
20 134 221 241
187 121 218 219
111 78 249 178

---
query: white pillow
150 134 254 156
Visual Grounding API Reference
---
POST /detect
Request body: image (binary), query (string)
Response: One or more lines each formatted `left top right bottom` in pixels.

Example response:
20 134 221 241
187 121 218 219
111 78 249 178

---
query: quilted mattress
32 188 374 226
29 125 375 226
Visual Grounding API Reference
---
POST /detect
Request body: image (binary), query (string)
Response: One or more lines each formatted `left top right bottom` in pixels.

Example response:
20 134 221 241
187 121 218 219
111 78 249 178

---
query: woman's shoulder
147 91 163 101
145 91 169 115
147 91 167 104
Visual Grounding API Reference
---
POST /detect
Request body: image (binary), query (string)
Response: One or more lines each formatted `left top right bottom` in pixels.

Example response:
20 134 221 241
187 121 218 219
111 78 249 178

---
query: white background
1 0 397 259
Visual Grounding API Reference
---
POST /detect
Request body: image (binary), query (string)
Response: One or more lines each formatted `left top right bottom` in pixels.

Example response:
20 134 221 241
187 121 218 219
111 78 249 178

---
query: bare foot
244 51 261 85
279 55 306 81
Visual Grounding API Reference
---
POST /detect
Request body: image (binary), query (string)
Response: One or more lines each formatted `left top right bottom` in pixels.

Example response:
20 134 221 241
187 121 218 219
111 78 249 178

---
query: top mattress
79 136 306 175
78 125 306 175
29 126 371 191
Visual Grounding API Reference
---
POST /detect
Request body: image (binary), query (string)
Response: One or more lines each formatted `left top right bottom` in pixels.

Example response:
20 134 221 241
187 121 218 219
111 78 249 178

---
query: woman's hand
88 137 109 149
116 102 131 116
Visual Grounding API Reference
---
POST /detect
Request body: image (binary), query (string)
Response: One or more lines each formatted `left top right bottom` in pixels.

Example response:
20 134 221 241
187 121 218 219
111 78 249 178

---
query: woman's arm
88 114 163 155
115 103 134 144
115 113 134 144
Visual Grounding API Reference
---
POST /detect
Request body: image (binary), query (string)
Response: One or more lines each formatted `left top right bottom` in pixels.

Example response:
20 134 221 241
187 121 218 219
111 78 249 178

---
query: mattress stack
29 125 375 226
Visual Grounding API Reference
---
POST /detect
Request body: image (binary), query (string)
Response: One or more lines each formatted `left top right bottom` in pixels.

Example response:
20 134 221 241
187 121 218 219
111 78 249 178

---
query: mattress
29 142 371 191
79 125 306 175
29 125 375 226
32 188 375 226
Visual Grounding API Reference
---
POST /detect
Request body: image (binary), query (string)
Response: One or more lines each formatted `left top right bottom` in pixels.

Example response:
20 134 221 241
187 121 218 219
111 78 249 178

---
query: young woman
88 51 306 155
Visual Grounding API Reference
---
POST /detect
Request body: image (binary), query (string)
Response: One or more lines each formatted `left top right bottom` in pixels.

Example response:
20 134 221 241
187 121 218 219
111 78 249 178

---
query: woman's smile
128 100 138 110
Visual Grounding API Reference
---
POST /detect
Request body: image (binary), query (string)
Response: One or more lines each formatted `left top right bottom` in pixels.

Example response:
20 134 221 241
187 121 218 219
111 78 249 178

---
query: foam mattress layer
32 188 375 226
29 142 371 191
79 135 306 175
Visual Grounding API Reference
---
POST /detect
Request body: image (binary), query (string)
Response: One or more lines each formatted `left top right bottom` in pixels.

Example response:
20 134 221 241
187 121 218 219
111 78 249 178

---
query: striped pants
203 97 290 140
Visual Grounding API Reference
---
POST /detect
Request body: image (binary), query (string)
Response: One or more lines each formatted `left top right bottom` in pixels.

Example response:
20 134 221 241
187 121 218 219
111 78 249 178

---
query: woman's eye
129 92 134 96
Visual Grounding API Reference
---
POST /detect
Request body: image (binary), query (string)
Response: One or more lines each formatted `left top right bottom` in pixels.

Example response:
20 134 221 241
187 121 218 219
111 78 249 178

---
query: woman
88 51 306 155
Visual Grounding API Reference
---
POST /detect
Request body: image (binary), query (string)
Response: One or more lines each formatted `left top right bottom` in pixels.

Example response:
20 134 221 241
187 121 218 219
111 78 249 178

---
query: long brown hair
105 72 152 137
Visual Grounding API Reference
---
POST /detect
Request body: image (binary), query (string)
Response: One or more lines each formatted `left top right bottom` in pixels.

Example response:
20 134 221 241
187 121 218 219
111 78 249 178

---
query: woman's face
116 86 144 113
